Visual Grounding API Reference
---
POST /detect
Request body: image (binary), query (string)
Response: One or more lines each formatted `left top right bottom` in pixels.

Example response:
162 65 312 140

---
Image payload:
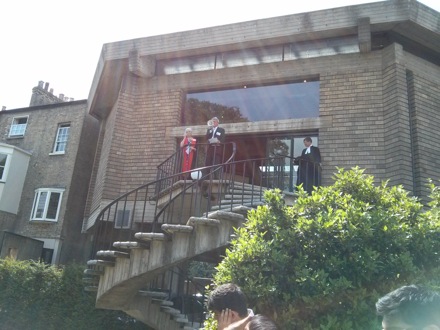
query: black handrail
155 142 235 194
88 153 322 258
89 142 236 257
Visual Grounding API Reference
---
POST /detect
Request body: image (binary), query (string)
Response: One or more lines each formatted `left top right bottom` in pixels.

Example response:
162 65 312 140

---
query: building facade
0 0 438 282
83 0 440 234
0 82 99 264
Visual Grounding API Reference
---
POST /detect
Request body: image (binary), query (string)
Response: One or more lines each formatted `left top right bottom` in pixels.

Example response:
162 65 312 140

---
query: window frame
9 116 29 137
0 152 10 182
30 188 64 222
51 123 70 154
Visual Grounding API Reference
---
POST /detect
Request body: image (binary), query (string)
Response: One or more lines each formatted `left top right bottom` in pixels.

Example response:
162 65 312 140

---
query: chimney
59 93 64 100
44 82 49 91
1 106 6 111
38 81 44 88
49 88 54 94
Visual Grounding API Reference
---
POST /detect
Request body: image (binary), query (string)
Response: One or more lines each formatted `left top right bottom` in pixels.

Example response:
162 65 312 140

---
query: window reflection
184 81 319 125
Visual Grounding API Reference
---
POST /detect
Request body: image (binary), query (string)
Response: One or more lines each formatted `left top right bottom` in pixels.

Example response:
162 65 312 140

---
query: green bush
0 259 150 330
209 167 440 329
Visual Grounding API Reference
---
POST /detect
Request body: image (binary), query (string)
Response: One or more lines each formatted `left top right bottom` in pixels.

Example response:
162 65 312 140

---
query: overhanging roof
87 0 440 119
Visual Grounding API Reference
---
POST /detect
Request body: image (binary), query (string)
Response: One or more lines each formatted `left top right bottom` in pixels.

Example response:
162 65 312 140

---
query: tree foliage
183 98 249 125
210 167 440 329
0 259 150 330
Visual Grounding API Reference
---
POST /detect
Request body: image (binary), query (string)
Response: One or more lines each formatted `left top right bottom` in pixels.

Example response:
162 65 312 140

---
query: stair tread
139 290 169 299
207 210 245 221
96 250 130 258
113 241 149 249
161 224 194 234
187 217 221 226
87 259 115 267
135 232 167 241
83 268 104 276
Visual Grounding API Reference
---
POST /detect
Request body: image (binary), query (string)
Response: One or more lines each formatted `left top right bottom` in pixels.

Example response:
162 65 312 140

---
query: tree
0 259 150 330
209 167 440 329
183 98 249 125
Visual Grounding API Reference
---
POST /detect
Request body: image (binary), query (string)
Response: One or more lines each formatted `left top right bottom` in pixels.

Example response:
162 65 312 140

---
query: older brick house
0 81 99 264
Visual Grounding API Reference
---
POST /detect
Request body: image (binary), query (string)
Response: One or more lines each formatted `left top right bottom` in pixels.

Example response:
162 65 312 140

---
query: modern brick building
80 1 439 327
84 0 440 233
0 0 439 327
0 82 99 264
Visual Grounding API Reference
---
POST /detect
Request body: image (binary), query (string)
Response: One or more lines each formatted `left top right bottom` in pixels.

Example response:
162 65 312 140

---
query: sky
1 0 439 110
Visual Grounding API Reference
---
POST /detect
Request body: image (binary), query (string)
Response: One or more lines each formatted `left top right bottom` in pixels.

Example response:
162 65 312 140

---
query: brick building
0 2 439 315
0 82 99 264
83 0 440 233
80 2 440 326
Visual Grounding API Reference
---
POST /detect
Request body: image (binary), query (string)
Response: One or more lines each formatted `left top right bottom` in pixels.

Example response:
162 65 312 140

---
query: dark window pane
184 81 319 125
46 192 60 219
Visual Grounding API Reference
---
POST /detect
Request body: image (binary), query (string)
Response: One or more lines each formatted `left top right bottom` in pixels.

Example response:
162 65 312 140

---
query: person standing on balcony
294 136 321 194
180 127 197 179
205 117 226 178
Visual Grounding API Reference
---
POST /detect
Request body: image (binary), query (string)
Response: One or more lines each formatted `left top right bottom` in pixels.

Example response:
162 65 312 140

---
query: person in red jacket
180 127 197 179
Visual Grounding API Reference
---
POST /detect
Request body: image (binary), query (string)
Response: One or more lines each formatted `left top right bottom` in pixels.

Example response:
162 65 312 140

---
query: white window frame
30 188 64 222
9 116 28 137
51 123 70 154
0 152 10 182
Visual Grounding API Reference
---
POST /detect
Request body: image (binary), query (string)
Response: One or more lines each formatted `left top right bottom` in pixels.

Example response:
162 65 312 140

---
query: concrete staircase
84 182 267 329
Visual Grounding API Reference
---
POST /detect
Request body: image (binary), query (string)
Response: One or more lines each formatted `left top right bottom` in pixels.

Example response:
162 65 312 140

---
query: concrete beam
358 17 371 53
129 49 156 78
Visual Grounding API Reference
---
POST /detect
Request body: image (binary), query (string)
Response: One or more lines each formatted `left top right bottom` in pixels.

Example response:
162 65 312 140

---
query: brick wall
319 58 386 185
405 53 440 201
0 101 98 263
86 75 183 216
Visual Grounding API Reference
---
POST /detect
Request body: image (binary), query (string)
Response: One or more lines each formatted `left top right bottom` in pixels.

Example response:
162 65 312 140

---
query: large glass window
52 123 70 154
31 188 64 222
184 81 319 125
9 116 28 137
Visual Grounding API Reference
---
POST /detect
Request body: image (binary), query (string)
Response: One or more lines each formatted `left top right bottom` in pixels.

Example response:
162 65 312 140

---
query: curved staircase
84 152 293 329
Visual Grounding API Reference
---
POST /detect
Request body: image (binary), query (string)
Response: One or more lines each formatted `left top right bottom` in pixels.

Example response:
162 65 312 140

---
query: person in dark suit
295 136 321 194
205 116 226 176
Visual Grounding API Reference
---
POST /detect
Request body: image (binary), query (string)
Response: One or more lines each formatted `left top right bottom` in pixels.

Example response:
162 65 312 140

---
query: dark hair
304 136 312 143
247 314 278 330
207 283 248 317
376 285 440 327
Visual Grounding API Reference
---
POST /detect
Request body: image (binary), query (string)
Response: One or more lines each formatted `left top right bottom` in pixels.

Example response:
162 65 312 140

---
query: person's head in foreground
207 283 248 325
245 314 278 330
376 284 440 330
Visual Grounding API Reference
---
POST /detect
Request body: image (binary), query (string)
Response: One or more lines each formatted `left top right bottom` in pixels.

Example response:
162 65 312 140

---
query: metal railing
89 149 322 258
145 267 209 326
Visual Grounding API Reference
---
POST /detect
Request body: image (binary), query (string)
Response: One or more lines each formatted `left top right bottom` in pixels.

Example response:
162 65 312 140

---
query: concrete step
87 259 115 267
161 224 194 235
134 232 168 241
96 250 130 259
138 290 169 299
83 268 104 276
113 241 149 249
